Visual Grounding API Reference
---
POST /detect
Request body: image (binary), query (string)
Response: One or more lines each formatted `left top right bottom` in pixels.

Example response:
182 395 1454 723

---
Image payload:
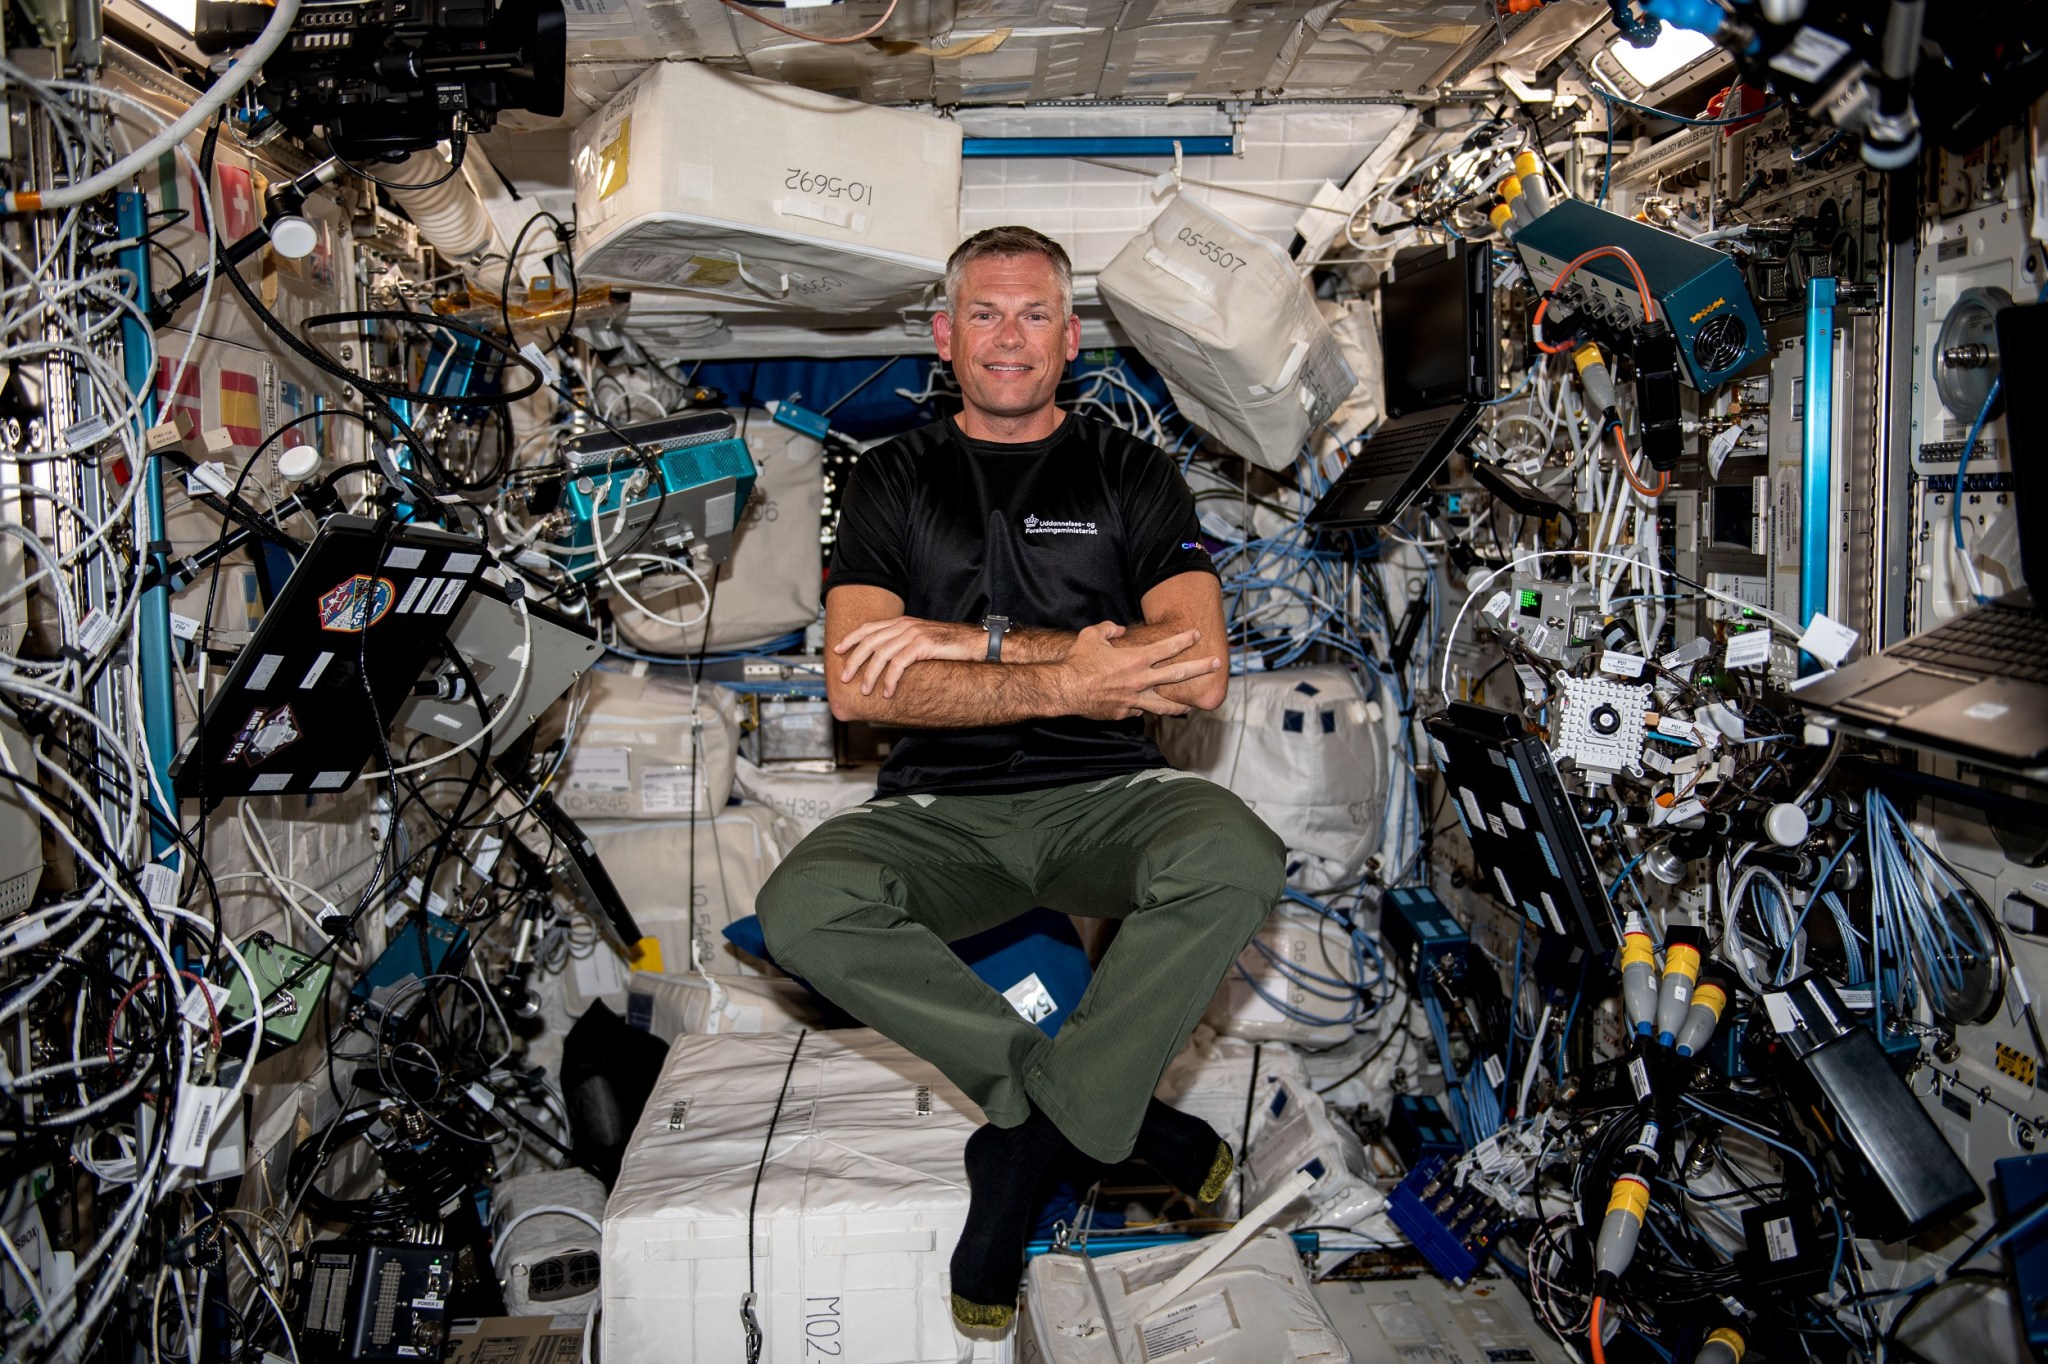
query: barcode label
180 980 231 1030
169 1083 229 1167
520 342 561 388
64 414 112 450
77 608 115 656
137 863 178 909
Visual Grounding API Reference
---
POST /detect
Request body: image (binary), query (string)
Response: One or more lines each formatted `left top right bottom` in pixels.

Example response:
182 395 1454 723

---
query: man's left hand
836 616 988 697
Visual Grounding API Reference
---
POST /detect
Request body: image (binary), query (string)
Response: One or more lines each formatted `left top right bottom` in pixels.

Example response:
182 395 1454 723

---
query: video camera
196 0 565 160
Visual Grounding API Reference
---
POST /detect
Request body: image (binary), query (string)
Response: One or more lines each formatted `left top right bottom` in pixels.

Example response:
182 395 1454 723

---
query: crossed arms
823 570 1230 727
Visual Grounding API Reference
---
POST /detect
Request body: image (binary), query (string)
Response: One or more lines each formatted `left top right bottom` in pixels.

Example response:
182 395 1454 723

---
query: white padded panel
957 104 1413 275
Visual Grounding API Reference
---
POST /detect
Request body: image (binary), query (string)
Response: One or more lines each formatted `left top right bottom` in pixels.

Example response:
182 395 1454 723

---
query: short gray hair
944 225 1073 318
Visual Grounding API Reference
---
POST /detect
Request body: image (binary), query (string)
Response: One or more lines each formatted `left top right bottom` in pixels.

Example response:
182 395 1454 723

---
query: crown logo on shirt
1023 513 1040 530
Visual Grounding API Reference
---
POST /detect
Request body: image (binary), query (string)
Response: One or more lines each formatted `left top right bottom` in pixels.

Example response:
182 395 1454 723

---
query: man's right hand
1059 622 1220 720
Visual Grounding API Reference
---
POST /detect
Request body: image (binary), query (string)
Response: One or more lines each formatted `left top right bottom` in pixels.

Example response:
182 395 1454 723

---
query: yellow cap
1693 981 1729 1017
1620 936 1657 970
1514 150 1543 180
1707 1326 1747 1361
1573 344 1605 375
1606 1174 1652 1221
1664 942 1703 980
1490 203 1515 231
1499 174 1524 202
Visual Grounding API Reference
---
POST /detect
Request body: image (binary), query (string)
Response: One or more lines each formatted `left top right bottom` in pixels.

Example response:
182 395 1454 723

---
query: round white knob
269 215 320 260
1763 803 1810 848
277 445 322 483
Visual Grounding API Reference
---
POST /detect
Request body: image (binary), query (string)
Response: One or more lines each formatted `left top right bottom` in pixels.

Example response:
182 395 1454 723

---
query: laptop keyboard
1891 605 2048 682
1353 413 1451 476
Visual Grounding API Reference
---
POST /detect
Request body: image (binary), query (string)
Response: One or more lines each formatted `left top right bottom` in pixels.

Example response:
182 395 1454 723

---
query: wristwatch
982 614 1012 662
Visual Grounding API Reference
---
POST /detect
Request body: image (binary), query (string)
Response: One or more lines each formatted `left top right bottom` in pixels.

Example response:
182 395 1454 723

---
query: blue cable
1596 89 1616 209
1777 830 1862 985
1623 1322 1676 1364
1790 128 1847 163
1555 981 1582 1080
1482 365 1537 406
1951 377 2002 606
1596 79 1783 127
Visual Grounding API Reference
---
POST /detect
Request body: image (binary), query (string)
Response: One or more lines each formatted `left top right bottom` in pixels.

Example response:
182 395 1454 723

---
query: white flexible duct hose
383 151 497 263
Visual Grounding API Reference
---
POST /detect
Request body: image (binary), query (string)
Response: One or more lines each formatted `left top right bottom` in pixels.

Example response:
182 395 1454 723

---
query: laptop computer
1307 241 1495 528
171 515 489 803
1797 302 2048 778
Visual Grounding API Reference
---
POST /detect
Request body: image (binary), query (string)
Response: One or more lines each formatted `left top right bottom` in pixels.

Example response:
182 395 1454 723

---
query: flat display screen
1380 243 1489 416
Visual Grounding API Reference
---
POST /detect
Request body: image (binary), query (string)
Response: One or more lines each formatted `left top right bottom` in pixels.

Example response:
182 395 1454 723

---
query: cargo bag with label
1154 665 1385 888
1017 1228 1351 1363
602 1029 1002 1363
549 669 737 822
573 62 963 313
1096 194 1356 471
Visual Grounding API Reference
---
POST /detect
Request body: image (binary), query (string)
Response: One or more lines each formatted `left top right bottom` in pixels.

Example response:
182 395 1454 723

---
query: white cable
490 1205 605 1268
1438 548 1802 697
358 597 532 779
3 0 304 212
590 494 713 630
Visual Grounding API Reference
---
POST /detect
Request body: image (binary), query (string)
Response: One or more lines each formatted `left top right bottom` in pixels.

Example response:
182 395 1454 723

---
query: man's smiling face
932 252 1083 434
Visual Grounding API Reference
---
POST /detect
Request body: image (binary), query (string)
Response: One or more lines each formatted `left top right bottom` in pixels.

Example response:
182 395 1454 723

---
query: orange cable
1608 422 1666 499
1590 1295 1608 1364
1530 244 1657 354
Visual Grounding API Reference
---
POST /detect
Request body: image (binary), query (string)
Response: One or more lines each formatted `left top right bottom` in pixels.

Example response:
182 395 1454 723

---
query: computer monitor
1380 242 1495 417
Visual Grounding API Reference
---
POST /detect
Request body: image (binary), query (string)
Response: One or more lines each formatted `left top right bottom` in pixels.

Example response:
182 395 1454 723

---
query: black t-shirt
827 412 1216 796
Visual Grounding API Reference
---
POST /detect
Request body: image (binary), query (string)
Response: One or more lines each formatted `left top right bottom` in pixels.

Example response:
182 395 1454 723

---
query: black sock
950 1107 1067 1326
1132 1098 1232 1202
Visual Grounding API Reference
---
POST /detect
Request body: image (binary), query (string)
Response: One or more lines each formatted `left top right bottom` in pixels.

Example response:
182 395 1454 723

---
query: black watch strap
983 614 1011 662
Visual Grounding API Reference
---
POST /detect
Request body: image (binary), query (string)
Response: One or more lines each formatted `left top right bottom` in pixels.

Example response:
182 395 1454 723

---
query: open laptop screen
1994 303 2046 600
1381 242 1492 416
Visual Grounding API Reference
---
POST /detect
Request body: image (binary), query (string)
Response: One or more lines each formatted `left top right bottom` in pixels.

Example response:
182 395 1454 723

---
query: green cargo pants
756 769 1286 1163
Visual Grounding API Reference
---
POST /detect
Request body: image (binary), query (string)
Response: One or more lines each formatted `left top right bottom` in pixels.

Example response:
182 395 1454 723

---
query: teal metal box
558 412 758 582
1514 199 1767 391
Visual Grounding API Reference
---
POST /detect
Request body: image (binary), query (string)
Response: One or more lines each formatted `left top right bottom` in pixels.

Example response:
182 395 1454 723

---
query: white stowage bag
1154 665 1385 886
603 1030 1004 1364
621 970 823 1039
572 62 962 314
580 803 782 978
493 1169 607 1319
733 757 877 846
1152 1030 1376 1230
1311 296 1384 466
1153 1030 1308 1218
1203 903 1364 1048
1017 1229 1351 1364
612 413 825 652
1241 1076 1384 1233
1097 193 1356 471
550 669 738 823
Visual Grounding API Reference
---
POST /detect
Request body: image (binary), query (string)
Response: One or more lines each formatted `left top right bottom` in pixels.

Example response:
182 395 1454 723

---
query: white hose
383 151 496 263
6 0 304 211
